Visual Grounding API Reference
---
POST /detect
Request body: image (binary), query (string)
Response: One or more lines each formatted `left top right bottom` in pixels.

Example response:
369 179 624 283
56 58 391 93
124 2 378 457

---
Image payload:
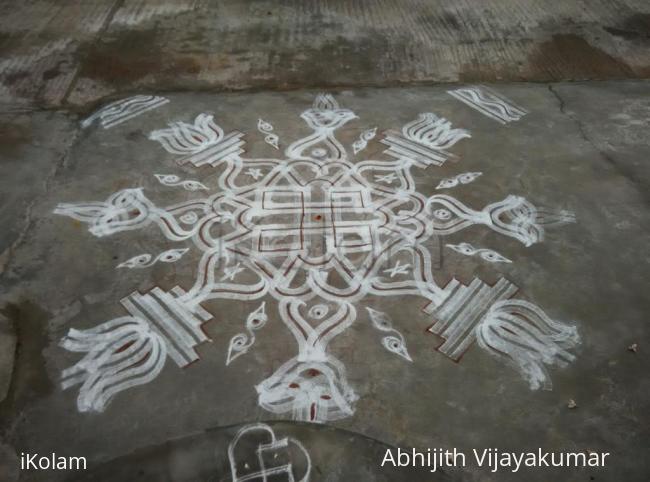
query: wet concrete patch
0 110 76 281
0 441 19 482
0 301 54 421
253 33 421 90
0 38 79 104
0 314 17 403
604 13 650 40
527 34 635 80
47 1 650 105
74 27 203 94
0 121 31 159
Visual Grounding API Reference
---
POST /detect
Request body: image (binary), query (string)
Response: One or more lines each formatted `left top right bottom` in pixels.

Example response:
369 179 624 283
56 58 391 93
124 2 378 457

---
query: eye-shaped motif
433 209 452 220
158 248 189 263
441 179 457 188
247 316 265 328
113 191 138 208
117 254 152 269
436 178 458 190
360 127 377 141
231 333 248 348
458 172 482 184
116 248 189 269
311 148 327 158
446 243 512 264
308 304 329 320
155 174 207 191
479 249 512 263
181 180 208 191
155 174 180 185
458 174 472 183
448 242 475 256
257 119 273 132
436 172 483 190
381 336 412 362
226 333 252 365
264 134 279 149
366 307 393 331
245 302 268 331
180 212 198 224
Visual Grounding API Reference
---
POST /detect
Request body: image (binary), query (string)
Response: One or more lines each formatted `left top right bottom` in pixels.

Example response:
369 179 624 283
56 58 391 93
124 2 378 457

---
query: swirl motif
352 127 377 154
446 242 511 263
155 173 208 191
258 118 280 149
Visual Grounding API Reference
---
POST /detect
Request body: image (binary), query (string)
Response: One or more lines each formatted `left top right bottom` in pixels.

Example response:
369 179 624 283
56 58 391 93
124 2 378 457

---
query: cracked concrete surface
549 82 650 197
0 82 648 481
1 0 650 107
0 110 77 279
0 1 649 481
0 313 15 402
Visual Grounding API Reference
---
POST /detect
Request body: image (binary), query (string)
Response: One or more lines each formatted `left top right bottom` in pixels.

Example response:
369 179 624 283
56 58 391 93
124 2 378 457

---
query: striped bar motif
101 96 170 129
120 288 212 367
82 95 170 129
447 87 527 125
177 131 245 167
426 277 517 361
381 131 450 167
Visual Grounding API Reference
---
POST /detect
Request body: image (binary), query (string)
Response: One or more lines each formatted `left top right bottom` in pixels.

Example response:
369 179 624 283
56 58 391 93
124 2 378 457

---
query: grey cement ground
0 1 649 481
1 0 650 107
0 82 648 481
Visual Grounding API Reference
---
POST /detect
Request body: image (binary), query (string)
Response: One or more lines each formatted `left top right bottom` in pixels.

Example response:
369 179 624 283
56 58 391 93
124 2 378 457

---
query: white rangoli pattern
258 118 280 150
227 302 268 366
228 423 311 482
436 171 482 190
54 93 579 421
154 173 208 191
352 127 377 154
116 247 189 269
448 86 528 124
446 242 512 264
366 308 413 362
81 95 169 129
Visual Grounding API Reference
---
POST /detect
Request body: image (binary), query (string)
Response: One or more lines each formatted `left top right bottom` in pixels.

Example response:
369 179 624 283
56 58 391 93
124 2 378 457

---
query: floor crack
0 123 80 282
547 83 648 203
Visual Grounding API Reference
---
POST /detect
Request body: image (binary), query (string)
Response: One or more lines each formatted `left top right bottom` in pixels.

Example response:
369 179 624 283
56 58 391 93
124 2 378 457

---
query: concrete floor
0 0 649 107
0 2 649 482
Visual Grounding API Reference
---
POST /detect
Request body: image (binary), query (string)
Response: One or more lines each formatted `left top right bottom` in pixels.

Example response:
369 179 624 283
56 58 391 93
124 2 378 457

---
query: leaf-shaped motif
116 254 152 269
182 180 208 191
246 302 268 331
258 118 274 133
180 212 198 224
447 242 476 256
308 304 329 320
381 335 413 362
352 128 377 154
226 333 253 365
436 172 482 190
366 307 392 332
436 177 458 190
479 249 512 263
157 248 189 263
264 134 280 149
458 172 482 184
155 174 180 185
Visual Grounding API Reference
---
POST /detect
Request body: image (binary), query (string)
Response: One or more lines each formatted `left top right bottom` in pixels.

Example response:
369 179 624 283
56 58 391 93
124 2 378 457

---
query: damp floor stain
0 301 54 423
